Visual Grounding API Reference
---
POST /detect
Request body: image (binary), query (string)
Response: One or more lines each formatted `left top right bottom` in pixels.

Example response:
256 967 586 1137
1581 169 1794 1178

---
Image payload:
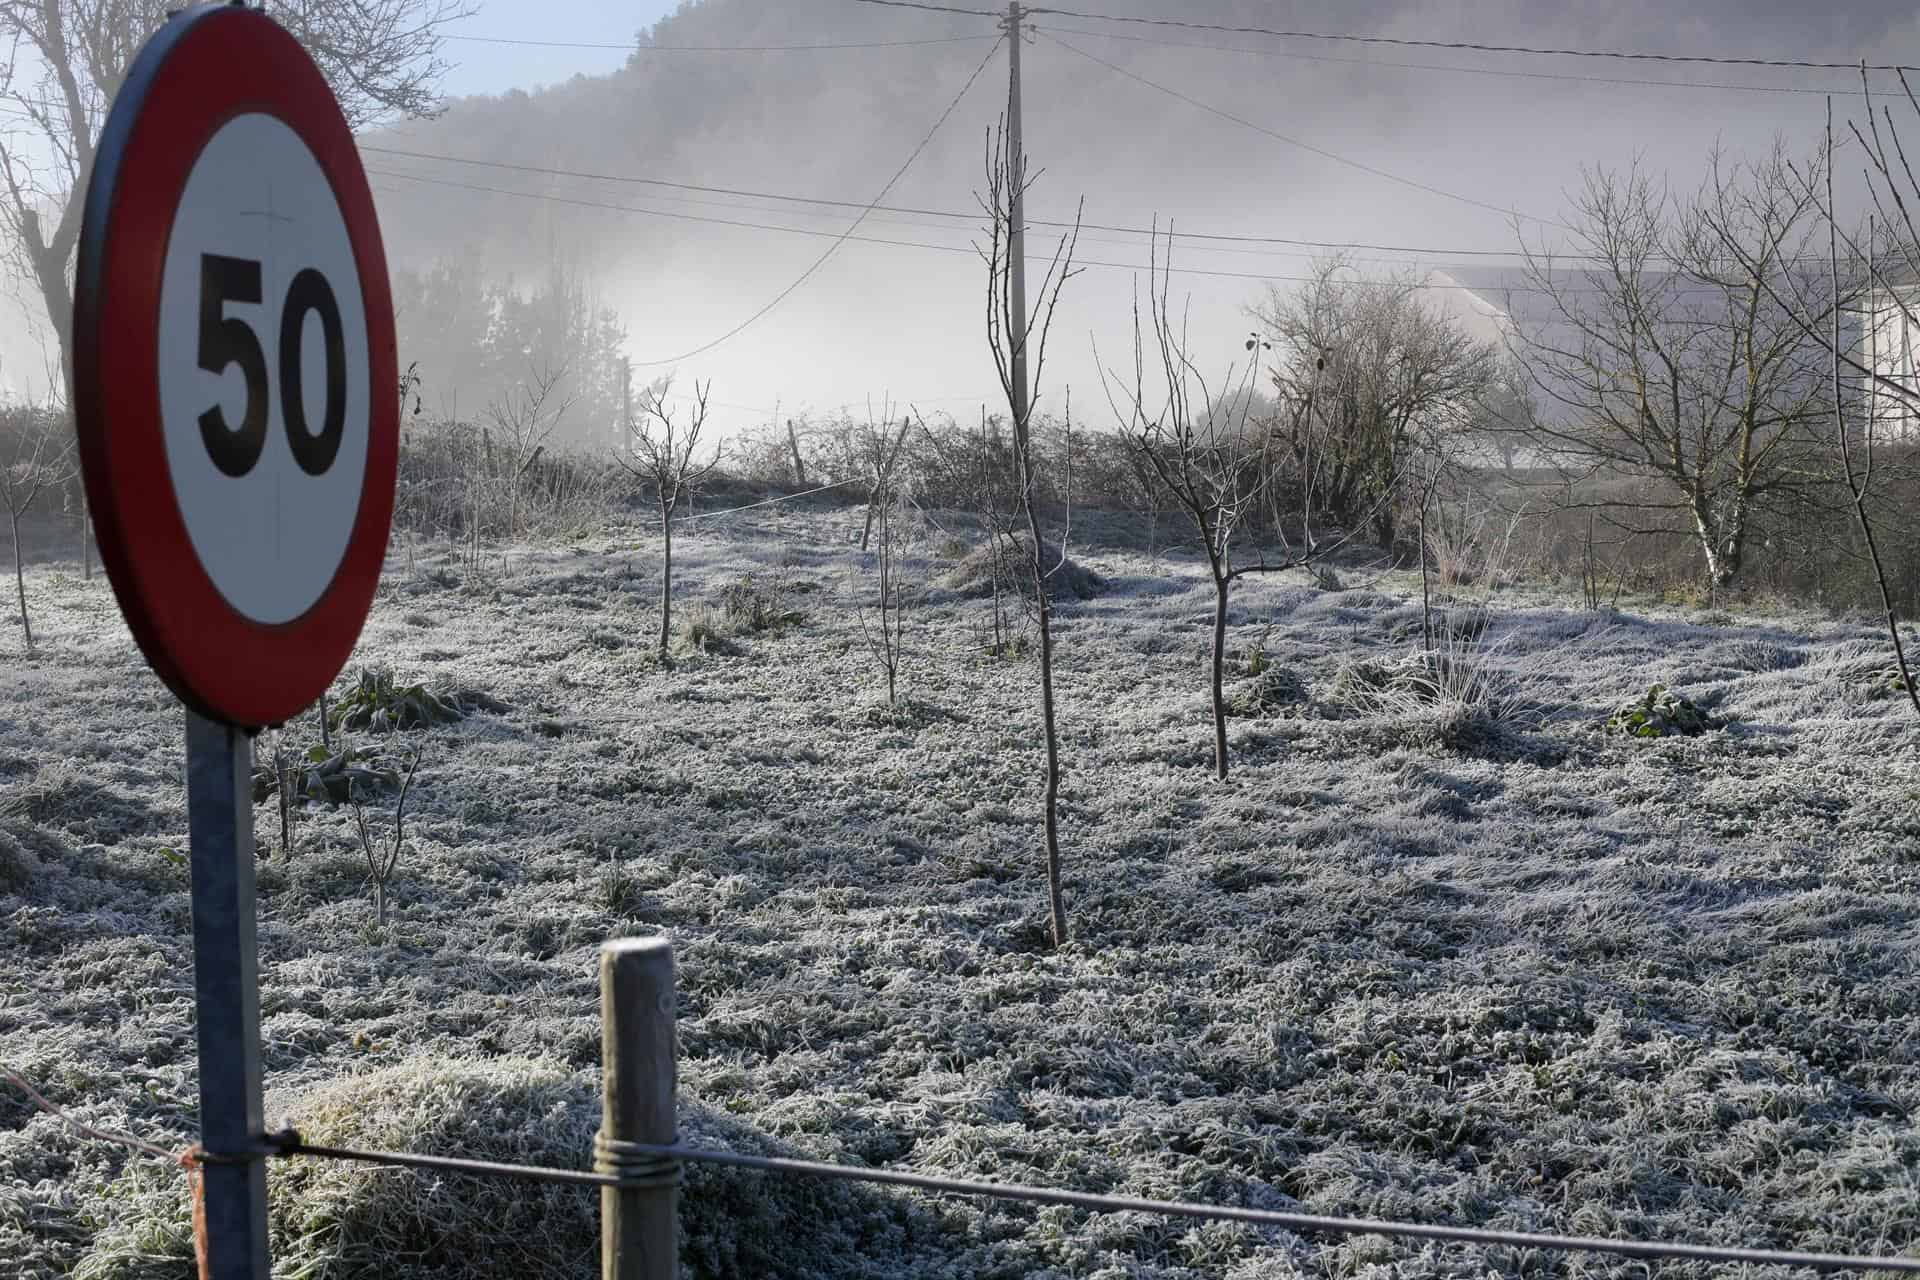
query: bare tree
618 368 722 663
1101 232 1366 783
982 114 1081 950
857 471 912 707
1 406 73 654
1812 100 1920 712
1252 256 1498 553
484 362 573 539
0 0 469 399
1509 148 1839 591
856 400 912 553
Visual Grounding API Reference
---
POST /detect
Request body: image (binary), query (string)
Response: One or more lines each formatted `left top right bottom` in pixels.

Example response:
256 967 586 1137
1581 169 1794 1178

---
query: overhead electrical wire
367 168 1705 296
363 167 1440 268
362 144 1579 260
625 30 1006 366
442 32 1000 51
1039 31 1563 227
1023 6 1920 74
1027 23 1857 97
847 0 1003 15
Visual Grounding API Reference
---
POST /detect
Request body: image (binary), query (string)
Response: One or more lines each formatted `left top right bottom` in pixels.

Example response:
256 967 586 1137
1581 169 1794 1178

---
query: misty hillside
369 0 1920 278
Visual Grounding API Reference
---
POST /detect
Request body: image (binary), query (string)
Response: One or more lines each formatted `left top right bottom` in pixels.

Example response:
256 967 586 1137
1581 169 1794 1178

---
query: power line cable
1025 6 1920 74
627 32 1005 365
1038 32 1563 228
1028 23 1855 97
367 168 1719 295
366 163 1550 269
442 32 999 51
363 144 1570 259
848 0 1002 15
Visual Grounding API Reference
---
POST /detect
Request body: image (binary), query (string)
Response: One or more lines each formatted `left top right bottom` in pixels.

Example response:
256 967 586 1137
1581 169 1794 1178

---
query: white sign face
157 112 371 625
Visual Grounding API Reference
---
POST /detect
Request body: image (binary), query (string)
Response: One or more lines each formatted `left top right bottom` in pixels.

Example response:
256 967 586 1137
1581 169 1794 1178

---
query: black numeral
196 255 348 478
279 268 347 476
197 255 269 477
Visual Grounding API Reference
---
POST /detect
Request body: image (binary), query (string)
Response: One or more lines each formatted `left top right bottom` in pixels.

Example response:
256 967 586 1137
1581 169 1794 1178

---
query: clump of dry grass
941 535 1106 602
72 1057 946 1280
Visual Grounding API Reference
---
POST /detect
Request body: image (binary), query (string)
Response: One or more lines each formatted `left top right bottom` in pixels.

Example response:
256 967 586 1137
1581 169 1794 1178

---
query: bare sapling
617 366 723 663
982 109 1082 949
859 400 913 552
485 362 573 541
858 472 912 706
1 408 75 655
1102 230 1394 781
350 750 420 926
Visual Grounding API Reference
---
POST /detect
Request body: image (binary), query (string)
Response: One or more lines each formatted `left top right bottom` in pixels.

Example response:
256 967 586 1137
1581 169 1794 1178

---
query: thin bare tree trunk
1209 568 1230 781
1017 436 1067 947
658 499 673 661
10 512 29 653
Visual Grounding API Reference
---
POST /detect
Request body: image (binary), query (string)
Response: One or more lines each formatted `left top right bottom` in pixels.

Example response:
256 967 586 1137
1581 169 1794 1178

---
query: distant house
1861 266 1920 438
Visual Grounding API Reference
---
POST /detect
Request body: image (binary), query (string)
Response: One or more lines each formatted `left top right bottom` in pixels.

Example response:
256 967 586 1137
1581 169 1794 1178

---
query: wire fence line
11 1067 1920 1276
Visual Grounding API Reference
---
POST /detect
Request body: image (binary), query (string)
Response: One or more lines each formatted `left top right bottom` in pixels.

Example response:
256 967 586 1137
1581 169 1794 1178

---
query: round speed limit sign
75 3 398 729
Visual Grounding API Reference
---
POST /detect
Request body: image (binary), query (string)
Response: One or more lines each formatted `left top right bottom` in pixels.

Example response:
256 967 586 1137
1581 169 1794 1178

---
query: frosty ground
5 499 1920 1279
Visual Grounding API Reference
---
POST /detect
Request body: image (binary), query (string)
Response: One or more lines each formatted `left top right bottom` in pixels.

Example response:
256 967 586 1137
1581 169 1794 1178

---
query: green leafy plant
252 744 401 806
1604 683 1717 738
329 669 464 733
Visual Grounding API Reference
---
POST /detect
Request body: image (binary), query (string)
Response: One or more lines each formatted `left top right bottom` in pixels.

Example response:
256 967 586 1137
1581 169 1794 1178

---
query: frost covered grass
6 500 1920 1278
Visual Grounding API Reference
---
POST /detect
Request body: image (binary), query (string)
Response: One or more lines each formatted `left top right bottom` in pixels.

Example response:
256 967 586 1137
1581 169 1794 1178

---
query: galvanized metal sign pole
185 713 270 1270
72 6 399 1273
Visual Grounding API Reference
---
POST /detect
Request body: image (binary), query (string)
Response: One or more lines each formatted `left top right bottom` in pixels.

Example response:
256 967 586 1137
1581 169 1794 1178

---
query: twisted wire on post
593 1131 683 1190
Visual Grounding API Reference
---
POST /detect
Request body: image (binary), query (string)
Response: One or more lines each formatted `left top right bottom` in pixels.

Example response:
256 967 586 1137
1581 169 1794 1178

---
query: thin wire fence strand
15 1047 1920 1274
673 478 864 521
264 1134 1920 1276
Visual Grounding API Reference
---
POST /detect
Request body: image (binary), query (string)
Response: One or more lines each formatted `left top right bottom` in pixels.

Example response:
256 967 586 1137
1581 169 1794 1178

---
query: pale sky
436 2 674 99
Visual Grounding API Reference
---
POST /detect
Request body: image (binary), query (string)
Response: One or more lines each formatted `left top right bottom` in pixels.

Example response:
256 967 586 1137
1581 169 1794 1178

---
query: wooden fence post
597 937 680 1280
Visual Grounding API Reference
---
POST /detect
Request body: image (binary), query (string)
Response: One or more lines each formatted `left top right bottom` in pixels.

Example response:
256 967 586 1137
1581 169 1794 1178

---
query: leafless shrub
0 405 73 654
349 750 420 926
618 372 724 663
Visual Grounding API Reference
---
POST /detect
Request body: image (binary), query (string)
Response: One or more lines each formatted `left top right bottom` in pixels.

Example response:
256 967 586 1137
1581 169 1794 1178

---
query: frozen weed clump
1724 637 1804 673
1603 683 1718 738
330 668 465 733
713 572 806 636
1226 666 1309 717
1841 661 1916 702
1328 638 1549 755
673 602 743 657
942 534 1106 602
675 574 807 656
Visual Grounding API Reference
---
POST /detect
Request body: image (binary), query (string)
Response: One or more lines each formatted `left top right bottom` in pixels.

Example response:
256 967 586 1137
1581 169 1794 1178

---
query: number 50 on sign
75 9 398 729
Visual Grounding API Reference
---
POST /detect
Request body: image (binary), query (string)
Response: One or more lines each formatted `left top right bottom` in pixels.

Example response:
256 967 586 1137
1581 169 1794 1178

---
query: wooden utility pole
1006 1 1029 432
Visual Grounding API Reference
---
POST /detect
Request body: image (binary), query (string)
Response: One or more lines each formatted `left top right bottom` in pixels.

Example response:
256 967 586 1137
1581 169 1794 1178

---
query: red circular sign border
74 5 397 729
